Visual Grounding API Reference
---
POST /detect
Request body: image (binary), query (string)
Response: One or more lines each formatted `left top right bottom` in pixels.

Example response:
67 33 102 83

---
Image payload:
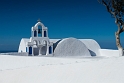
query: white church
18 20 101 57
18 20 53 56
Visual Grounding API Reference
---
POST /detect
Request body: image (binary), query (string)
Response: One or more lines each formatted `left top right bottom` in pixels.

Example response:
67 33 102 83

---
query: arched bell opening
38 26 42 37
44 31 47 37
34 30 37 37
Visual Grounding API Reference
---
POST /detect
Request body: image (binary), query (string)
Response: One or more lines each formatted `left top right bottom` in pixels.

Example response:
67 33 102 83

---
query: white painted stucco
54 38 91 57
18 20 101 57
18 21 53 56
18 38 30 52
79 39 101 56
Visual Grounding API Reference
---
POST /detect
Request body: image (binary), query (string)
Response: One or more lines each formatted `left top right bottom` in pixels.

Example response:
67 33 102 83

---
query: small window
34 30 37 37
49 46 52 54
26 47 28 52
44 31 47 37
33 41 38 47
43 41 47 45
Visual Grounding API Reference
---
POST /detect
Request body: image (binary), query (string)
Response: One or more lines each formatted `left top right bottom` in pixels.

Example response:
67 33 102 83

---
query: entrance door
41 41 47 55
29 47 32 55
33 48 39 56
41 46 47 55
49 46 52 54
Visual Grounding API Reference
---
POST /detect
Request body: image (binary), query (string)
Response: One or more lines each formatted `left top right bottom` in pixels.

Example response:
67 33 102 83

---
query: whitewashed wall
99 49 119 57
54 38 91 57
79 39 101 56
18 38 29 52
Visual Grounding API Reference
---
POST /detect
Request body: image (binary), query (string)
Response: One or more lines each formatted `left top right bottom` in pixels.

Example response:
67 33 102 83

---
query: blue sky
0 0 123 51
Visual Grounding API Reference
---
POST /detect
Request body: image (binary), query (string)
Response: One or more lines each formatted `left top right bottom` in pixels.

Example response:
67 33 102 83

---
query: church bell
38 29 41 33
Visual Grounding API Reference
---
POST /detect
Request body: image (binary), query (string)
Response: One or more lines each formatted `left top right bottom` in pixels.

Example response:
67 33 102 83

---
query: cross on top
37 19 41 22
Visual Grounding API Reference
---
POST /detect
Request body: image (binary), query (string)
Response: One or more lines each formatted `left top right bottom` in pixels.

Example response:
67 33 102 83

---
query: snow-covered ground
0 49 124 83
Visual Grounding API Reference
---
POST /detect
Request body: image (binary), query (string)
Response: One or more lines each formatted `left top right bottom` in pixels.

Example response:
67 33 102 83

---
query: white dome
54 38 91 57
79 39 101 56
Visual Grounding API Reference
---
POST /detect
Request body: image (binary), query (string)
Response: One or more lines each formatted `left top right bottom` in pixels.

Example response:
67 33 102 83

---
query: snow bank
79 39 101 56
54 38 91 57
0 55 124 83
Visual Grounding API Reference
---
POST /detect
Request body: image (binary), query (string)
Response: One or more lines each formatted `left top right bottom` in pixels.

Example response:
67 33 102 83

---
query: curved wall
18 38 29 53
54 38 91 57
79 39 101 56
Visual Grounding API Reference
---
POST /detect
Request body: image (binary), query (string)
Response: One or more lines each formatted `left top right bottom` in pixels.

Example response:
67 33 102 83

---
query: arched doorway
41 40 47 55
29 46 32 55
33 40 39 56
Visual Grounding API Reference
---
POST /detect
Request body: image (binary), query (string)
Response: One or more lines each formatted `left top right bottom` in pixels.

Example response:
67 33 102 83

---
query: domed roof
54 38 91 57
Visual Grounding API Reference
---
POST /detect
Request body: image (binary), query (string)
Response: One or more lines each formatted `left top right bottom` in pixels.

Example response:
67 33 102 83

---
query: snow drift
0 54 124 83
54 38 91 57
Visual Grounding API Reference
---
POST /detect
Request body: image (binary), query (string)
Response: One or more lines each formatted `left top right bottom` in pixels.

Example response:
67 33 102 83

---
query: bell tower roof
32 19 47 31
